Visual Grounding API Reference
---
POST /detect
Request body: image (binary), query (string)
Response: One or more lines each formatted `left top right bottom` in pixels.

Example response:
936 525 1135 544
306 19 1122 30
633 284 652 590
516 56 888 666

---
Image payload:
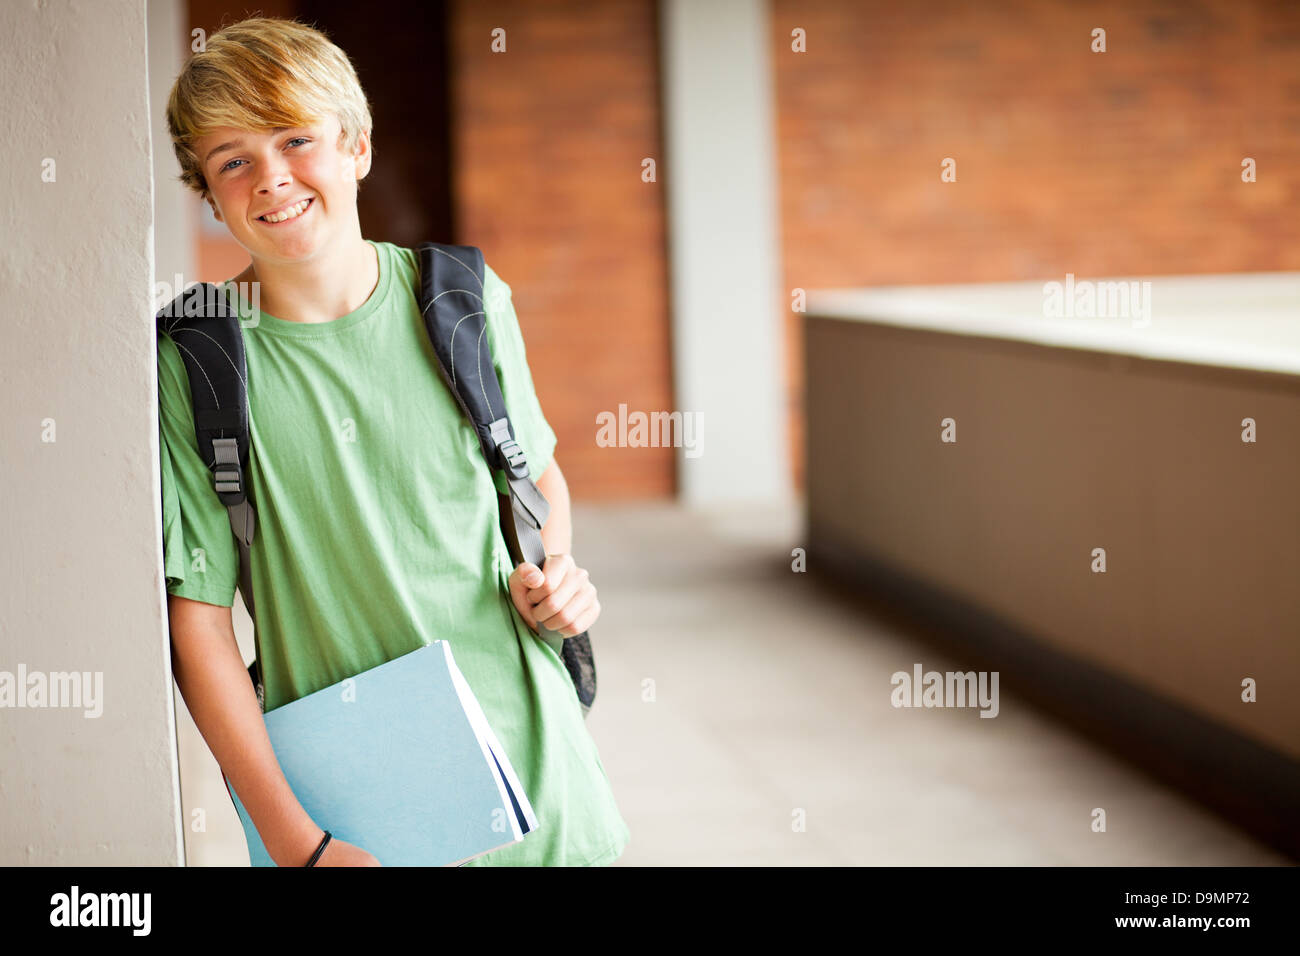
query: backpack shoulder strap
415 242 595 715
157 282 261 697
415 242 551 564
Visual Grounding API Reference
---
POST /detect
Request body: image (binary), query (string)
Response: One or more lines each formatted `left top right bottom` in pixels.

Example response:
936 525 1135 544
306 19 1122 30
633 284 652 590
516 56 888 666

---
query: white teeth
260 199 310 223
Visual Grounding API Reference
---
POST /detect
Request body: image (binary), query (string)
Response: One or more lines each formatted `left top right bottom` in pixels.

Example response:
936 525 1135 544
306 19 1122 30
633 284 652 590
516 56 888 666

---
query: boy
159 16 629 866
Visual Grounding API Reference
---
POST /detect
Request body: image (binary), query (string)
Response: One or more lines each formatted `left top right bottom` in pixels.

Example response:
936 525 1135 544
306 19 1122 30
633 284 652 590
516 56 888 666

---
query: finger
531 565 589 623
568 596 601 636
536 573 594 635
508 563 542 629
510 588 537 631
514 561 545 589
542 589 598 638
527 553 573 603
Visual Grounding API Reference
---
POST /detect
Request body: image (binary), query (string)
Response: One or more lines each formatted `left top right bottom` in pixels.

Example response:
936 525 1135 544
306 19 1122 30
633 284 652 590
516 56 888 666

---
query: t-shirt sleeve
157 332 239 607
483 262 559 492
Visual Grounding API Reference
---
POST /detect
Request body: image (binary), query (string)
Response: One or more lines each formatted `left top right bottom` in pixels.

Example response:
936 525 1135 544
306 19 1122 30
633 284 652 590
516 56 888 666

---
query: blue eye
219 137 311 173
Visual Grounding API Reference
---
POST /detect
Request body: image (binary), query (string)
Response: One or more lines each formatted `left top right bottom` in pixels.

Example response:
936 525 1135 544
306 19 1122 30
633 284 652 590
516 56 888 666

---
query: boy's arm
536 459 571 556
167 594 350 866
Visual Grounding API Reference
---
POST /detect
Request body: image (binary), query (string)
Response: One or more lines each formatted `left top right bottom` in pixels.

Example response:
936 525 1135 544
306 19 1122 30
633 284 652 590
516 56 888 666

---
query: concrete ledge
807 271 1300 377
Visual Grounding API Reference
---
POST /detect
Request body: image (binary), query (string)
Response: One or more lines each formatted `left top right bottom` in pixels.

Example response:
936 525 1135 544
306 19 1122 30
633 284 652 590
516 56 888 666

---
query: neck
235 231 378 324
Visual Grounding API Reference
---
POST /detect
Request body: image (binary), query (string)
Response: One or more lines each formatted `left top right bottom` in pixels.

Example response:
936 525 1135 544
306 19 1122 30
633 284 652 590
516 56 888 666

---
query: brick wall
773 0 1300 491
449 0 675 500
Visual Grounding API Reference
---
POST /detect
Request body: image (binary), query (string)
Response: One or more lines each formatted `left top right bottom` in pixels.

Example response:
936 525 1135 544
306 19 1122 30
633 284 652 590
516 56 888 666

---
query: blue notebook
224 641 538 866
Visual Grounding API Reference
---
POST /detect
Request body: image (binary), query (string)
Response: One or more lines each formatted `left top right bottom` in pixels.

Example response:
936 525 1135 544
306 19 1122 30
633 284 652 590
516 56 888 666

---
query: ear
352 128 373 182
206 195 223 223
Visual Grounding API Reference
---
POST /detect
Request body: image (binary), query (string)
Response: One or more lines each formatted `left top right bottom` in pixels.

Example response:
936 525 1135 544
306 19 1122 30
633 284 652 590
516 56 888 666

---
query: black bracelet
305 830 331 867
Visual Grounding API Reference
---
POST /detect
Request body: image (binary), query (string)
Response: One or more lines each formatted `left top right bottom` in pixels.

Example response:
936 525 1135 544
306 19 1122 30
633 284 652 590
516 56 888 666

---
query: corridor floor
572 500 1289 866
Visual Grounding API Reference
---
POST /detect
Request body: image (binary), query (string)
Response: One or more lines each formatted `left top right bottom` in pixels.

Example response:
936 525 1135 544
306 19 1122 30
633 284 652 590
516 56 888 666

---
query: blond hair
165 17 373 199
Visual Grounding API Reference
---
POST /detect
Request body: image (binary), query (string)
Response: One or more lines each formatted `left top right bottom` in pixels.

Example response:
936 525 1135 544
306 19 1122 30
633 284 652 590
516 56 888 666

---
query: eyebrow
203 127 296 167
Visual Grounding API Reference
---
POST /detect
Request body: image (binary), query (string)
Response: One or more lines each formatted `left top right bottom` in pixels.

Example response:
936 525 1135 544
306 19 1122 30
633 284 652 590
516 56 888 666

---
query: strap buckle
498 438 528 474
487 417 530 479
212 437 246 505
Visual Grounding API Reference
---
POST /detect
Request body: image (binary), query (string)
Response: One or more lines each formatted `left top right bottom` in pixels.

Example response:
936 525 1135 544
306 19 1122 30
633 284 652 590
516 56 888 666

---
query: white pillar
0 0 183 864
659 0 791 506
152 0 196 300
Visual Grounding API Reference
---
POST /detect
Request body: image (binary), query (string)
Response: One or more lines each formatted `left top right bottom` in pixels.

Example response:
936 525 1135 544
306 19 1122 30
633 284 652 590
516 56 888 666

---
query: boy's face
195 113 371 263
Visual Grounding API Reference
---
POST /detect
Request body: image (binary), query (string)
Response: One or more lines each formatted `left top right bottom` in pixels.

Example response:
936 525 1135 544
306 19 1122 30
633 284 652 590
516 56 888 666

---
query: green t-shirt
158 239 629 866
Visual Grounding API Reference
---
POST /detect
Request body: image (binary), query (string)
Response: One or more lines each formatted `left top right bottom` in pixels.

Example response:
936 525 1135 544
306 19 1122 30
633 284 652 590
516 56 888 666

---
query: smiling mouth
257 197 314 224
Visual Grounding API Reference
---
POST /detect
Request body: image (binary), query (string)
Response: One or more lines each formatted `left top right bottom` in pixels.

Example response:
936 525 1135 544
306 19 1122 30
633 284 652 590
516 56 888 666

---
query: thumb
508 563 540 631
517 562 545 588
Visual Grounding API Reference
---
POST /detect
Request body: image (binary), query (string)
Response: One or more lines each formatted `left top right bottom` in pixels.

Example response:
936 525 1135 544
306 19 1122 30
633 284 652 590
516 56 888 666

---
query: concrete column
0 0 183 864
659 0 791 505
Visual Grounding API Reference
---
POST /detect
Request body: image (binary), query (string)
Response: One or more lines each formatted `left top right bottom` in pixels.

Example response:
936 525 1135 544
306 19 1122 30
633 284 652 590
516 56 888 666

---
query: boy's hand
508 554 601 637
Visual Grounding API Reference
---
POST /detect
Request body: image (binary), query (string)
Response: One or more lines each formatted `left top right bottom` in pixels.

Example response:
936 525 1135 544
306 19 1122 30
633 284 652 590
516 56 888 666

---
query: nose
253 152 294 195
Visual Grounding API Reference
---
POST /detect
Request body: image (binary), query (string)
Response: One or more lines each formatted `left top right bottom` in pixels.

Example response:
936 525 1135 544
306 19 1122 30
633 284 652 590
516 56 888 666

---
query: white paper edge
438 641 533 842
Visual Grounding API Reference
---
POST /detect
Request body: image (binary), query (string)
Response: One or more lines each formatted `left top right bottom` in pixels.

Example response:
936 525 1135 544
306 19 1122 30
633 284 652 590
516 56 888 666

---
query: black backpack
156 242 596 718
